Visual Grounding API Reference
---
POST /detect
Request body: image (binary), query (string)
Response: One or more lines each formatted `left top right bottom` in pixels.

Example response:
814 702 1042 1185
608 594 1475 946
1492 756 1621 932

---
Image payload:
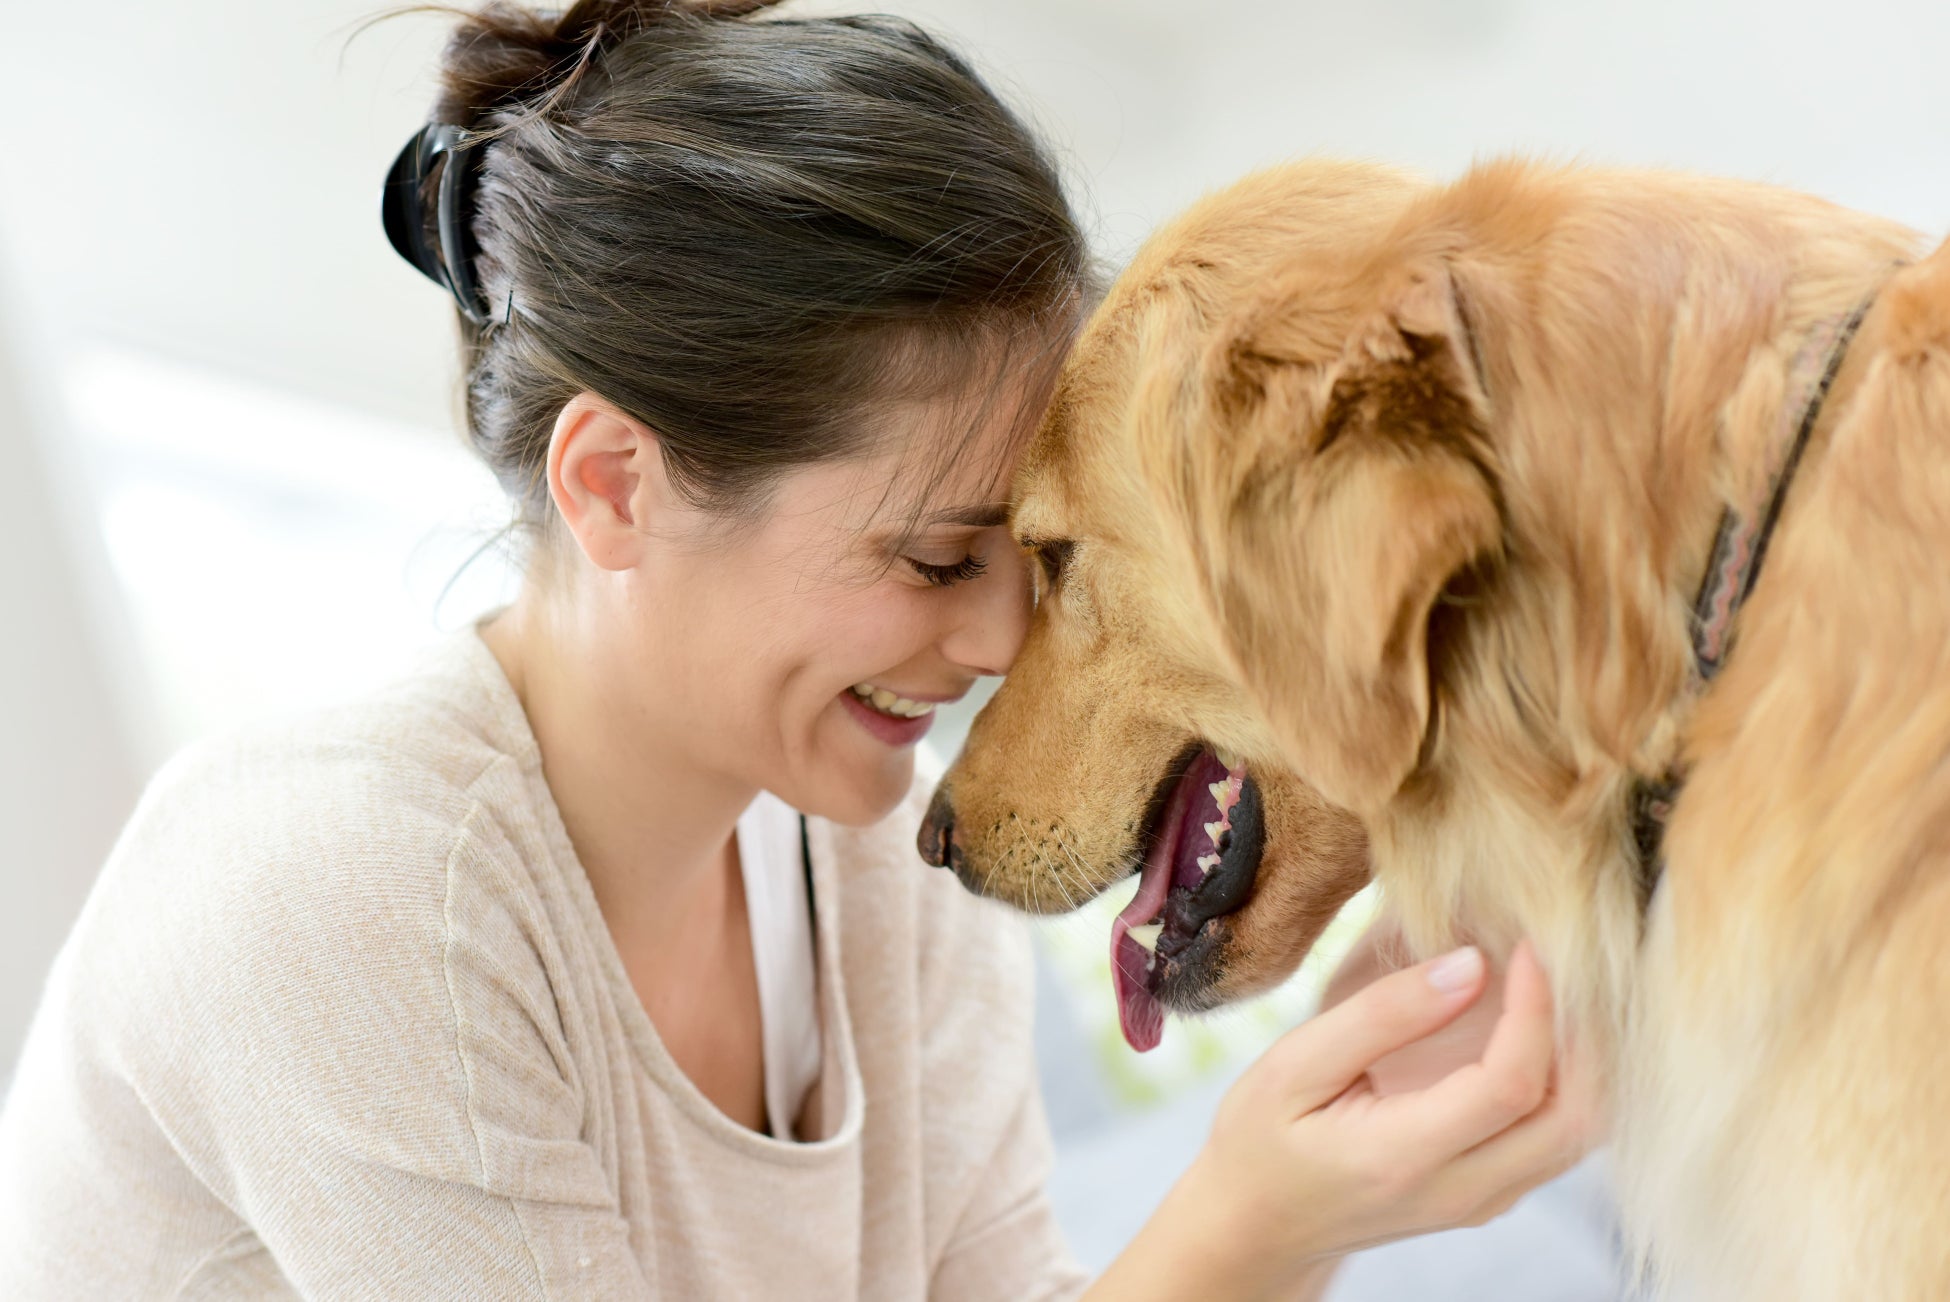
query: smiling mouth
1109 745 1267 1052
848 682 938 719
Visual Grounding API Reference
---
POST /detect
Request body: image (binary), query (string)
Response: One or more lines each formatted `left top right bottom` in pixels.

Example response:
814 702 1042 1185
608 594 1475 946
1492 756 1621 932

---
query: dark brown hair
405 0 1090 546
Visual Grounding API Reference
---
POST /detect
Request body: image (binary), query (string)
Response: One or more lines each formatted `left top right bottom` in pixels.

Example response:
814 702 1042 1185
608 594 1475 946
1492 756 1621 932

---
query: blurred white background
4 0 1946 1293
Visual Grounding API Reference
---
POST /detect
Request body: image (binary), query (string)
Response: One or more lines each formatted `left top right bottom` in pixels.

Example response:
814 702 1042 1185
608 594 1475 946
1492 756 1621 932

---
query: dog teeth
1128 923 1162 954
1204 820 1226 846
1212 777 1241 816
1214 746 1242 770
1197 853 1221 876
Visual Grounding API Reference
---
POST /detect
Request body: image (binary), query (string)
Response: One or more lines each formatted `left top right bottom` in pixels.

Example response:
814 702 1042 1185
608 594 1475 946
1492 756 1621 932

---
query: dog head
918 163 1470 1046
927 156 1921 1050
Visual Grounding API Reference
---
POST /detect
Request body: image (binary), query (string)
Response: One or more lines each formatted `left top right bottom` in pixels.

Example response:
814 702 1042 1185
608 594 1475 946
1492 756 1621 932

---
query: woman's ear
546 392 668 572
1195 262 1503 815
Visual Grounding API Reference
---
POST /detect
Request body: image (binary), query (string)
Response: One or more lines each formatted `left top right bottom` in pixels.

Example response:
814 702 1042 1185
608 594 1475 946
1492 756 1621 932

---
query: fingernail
1426 946 1483 993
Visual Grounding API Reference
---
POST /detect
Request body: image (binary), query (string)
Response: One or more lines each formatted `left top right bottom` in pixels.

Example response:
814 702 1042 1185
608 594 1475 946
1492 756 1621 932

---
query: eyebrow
918 503 1012 528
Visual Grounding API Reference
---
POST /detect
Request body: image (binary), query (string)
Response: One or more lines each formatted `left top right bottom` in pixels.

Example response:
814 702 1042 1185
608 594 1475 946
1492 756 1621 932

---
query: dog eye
1033 539 1075 589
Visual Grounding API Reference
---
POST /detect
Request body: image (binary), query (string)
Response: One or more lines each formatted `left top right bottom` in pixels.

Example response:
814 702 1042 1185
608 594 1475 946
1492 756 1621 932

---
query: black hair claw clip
381 123 491 325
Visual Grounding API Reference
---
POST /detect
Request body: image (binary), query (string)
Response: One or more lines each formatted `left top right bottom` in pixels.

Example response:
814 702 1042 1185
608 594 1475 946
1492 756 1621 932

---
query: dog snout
918 785 959 871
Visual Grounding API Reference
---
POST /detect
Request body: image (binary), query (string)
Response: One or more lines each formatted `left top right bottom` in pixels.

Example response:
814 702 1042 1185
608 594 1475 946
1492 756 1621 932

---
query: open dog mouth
1110 745 1266 1052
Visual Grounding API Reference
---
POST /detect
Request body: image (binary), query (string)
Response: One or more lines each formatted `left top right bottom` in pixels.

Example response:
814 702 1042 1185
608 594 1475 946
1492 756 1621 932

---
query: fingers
1390 941 1558 1155
1258 946 1489 1115
1318 918 1408 1010
1242 937 1604 1247
1464 1096 1594 1212
1431 1031 1605 1224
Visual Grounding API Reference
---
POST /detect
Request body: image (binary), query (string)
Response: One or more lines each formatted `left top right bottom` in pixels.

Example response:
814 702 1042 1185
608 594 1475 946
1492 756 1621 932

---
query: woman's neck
482 591 772 1133
479 594 758 936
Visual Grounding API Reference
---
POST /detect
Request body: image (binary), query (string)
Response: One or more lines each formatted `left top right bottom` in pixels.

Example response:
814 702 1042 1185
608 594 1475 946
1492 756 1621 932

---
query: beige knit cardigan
0 628 1087 1300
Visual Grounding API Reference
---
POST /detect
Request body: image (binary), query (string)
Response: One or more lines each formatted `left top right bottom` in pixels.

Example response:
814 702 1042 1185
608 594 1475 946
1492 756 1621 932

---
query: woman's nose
939 544 1032 676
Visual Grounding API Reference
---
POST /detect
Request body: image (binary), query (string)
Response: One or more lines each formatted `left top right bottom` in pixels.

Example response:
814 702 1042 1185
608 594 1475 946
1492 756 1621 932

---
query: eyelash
908 555 989 587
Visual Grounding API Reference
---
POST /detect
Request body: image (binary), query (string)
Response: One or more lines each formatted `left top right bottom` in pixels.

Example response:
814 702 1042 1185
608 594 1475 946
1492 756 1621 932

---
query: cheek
730 585 936 752
811 584 941 682
638 572 826 738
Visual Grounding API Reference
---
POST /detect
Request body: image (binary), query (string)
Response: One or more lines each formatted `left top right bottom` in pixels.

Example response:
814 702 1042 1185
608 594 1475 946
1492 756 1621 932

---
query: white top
736 792 822 1140
0 624 1086 1300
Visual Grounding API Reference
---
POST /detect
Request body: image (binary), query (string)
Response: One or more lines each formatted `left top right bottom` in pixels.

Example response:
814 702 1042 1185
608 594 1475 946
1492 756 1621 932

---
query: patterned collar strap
1629 292 1878 898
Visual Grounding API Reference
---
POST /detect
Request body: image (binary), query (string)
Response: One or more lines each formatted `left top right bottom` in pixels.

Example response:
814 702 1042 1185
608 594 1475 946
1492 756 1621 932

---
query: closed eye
1022 538 1075 590
908 554 988 587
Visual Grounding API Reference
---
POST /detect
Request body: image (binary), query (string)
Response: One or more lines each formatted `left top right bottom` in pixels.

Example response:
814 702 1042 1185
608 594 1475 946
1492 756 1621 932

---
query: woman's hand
1317 923 1522 1098
1087 939 1601 1302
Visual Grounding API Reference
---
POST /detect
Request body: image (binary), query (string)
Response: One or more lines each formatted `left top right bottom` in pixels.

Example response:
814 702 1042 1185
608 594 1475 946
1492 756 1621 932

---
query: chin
781 730 917 828
837 754 919 826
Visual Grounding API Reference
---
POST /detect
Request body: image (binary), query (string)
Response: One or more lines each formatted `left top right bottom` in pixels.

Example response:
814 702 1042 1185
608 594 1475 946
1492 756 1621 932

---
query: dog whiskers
1052 838 1095 911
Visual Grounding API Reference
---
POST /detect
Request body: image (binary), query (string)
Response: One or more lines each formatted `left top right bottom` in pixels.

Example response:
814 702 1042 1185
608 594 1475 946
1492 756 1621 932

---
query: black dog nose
917 785 956 869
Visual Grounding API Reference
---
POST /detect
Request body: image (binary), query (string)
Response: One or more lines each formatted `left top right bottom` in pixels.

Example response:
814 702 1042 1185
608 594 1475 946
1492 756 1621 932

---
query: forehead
767 365 1045 539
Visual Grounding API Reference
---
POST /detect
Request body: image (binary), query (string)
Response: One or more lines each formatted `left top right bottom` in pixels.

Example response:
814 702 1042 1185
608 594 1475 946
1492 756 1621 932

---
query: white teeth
1197 853 1221 875
1208 781 1229 804
1128 923 1162 954
1215 746 1242 770
1204 820 1226 846
852 682 935 719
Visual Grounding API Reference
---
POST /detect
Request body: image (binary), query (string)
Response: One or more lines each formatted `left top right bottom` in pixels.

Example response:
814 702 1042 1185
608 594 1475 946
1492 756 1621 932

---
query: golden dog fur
933 158 1950 1297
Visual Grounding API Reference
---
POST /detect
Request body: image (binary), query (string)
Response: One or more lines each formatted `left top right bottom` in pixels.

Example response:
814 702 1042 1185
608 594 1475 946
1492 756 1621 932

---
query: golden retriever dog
918 158 1950 1298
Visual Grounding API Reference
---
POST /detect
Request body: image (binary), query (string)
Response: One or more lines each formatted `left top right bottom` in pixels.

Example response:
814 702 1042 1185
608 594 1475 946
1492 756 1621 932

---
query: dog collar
1628 291 1878 899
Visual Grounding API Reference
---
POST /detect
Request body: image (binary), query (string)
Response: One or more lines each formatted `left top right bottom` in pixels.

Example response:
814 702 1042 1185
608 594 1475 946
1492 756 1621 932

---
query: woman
0 2 1594 1297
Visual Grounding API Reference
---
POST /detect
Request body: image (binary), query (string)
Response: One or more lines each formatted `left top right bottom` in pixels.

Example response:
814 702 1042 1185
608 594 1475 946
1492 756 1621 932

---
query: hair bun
434 0 788 127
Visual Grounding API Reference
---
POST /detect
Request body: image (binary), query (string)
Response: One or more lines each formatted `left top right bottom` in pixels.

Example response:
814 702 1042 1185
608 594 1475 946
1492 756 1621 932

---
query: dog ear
1198 262 1502 814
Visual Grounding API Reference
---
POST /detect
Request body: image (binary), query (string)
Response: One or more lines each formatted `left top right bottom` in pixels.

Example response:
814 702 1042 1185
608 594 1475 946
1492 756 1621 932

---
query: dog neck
1626 291 1881 899
1383 199 1908 1032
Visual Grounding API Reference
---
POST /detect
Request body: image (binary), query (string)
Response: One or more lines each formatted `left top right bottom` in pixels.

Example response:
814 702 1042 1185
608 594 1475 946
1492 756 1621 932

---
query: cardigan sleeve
77 743 654 1299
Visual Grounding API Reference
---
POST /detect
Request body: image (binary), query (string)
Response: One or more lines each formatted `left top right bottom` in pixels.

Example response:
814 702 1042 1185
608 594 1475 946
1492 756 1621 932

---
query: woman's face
610 379 1043 827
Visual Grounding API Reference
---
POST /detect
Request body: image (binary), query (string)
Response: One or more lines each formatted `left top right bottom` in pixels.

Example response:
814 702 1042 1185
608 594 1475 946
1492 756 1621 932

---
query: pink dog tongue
1109 844 1175 1053
1111 927 1164 1053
